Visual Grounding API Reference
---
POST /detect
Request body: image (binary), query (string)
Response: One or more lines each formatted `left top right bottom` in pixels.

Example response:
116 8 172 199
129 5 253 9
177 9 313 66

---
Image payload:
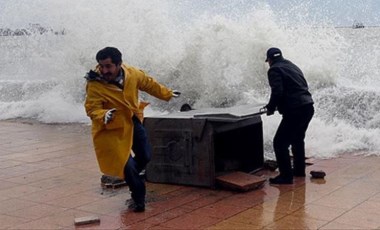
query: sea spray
1 0 379 158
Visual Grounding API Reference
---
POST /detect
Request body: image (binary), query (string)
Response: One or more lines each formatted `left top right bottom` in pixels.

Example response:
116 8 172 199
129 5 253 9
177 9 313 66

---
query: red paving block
157 189 232 212
154 192 206 210
181 195 226 210
123 221 157 229
144 207 190 225
146 183 184 196
0 215 27 229
148 225 174 230
159 213 221 229
117 209 154 226
191 202 248 219
221 192 266 209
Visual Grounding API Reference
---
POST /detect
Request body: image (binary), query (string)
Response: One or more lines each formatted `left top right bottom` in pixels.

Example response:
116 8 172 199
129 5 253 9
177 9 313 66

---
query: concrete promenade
0 120 379 229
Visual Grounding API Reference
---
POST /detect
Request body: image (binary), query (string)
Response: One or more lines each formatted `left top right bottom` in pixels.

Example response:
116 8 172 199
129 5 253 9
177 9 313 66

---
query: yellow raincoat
85 64 173 179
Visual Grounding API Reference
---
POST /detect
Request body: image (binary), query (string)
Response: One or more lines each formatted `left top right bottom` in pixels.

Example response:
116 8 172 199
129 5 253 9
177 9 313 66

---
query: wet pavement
0 120 379 229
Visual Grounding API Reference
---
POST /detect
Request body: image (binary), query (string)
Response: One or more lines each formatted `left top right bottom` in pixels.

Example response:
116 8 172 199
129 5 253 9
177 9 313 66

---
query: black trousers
273 104 314 178
123 116 152 205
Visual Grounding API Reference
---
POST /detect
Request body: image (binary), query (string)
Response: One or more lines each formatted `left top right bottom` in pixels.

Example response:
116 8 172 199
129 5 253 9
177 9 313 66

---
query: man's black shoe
293 168 306 177
133 204 145 212
293 172 306 177
126 199 145 212
269 175 293 184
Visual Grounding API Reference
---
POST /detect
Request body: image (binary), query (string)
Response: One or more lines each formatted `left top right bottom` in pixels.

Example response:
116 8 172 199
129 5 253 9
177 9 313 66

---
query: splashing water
1 0 379 158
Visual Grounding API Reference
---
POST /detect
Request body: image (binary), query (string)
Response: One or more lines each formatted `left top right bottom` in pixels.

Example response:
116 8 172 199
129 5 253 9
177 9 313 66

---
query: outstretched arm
136 69 175 101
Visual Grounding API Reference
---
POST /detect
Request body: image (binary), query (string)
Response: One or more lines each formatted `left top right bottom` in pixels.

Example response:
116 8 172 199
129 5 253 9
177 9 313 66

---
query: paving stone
74 216 100 226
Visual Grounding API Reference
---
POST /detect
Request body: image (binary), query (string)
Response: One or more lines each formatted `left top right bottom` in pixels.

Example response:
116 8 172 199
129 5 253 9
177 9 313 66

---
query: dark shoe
293 171 306 177
126 199 145 212
133 203 145 212
269 175 293 184
263 160 278 171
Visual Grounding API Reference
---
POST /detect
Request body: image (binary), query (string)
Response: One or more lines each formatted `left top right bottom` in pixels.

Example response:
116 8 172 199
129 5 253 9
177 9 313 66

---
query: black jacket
266 58 313 114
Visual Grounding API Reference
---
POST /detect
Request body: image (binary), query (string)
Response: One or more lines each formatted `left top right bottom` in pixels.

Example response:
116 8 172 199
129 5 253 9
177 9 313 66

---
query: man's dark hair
96 47 122 65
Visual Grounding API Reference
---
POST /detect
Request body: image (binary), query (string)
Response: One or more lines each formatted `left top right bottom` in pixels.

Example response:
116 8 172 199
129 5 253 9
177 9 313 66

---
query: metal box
144 104 264 188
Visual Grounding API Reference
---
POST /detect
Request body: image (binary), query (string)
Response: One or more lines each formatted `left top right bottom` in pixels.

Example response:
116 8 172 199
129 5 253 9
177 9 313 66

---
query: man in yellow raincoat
84 47 180 212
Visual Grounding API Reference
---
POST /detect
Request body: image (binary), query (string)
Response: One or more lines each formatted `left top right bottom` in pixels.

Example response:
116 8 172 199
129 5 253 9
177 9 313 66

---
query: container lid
146 104 266 122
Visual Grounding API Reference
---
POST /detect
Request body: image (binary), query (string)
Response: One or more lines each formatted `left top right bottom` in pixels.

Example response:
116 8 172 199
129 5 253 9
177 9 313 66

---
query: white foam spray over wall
1 0 379 158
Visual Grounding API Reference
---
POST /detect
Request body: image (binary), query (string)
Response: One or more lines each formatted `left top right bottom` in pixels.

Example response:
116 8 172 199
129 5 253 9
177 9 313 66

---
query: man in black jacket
264 47 314 184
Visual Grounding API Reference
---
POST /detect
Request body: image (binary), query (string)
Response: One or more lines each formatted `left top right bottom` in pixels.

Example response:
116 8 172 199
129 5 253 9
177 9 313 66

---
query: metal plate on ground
216 171 266 192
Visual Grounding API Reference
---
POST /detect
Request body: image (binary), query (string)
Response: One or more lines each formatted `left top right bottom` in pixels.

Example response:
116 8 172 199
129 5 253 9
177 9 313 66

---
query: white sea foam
1 0 379 157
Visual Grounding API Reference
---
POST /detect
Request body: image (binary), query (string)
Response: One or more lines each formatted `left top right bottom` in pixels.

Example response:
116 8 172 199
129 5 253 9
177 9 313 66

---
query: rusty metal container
144 104 264 188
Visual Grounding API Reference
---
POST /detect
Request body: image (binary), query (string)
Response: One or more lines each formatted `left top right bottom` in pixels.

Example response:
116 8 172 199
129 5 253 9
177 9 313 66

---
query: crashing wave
0 23 65 36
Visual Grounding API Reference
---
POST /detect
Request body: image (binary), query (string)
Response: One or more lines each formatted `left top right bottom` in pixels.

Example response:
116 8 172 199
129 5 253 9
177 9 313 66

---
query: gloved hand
266 109 274 116
260 105 274 116
172 90 181 98
104 108 116 124
259 106 267 113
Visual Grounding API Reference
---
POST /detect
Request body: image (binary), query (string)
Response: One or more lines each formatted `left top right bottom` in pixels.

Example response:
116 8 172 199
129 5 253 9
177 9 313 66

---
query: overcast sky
174 0 380 27
267 0 380 26
1 0 379 28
